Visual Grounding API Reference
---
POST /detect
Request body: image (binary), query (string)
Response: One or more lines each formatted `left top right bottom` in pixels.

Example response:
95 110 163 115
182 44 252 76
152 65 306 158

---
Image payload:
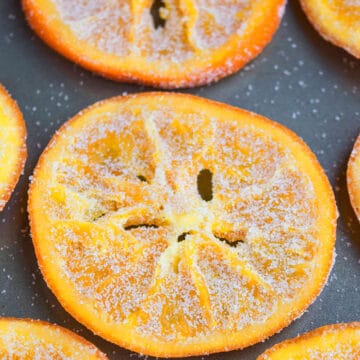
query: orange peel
257 322 360 359
22 0 286 88
0 318 108 359
300 0 360 58
0 84 27 211
347 134 360 221
29 93 336 357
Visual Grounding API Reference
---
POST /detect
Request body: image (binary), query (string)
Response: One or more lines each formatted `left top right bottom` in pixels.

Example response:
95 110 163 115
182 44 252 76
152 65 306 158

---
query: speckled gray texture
0 1 359 359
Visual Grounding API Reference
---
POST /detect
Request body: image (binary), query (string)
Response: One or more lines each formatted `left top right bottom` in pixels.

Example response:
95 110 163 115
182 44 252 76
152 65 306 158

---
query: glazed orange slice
300 0 360 58
29 93 336 357
0 318 108 359
0 84 27 211
347 134 360 221
22 0 286 88
257 322 360 359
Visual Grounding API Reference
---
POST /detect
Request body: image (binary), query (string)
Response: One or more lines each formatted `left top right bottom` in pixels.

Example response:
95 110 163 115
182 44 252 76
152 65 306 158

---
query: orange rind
22 0 286 88
300 0 360 58
0 84 27 211
347 134 360 221
0 318 108 359
257 322 360 359
29 93 336 357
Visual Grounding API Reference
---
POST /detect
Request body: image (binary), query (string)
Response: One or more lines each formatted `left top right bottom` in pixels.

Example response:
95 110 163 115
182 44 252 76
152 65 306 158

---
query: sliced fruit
0 318 108 359
0 84 27 211
29 93 336 357
22 0 286 88
257 322 360 359
347 134 360 220
300 0 360 58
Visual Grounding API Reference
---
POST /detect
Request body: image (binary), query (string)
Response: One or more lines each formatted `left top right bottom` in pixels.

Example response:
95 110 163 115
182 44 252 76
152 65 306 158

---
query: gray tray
0 1 359 359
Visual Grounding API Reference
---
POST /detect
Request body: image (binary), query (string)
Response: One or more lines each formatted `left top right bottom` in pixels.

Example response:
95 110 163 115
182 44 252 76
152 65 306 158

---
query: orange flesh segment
28 93 336 357
0 318 108 359
0 84 27 211
257 322 360 359
22 0 286 88
300 0 360 58
347 134 360 220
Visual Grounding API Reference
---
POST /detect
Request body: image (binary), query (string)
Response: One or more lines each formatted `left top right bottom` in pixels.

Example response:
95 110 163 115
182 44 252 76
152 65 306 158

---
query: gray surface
0 1 359 359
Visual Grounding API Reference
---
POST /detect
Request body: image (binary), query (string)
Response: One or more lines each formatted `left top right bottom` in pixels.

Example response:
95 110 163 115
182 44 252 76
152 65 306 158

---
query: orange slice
257 322 360 359
300 0 360 58
0 84 27 211
22 0 286 88
347 134 360 221
0 318 108 359
28 93 336 357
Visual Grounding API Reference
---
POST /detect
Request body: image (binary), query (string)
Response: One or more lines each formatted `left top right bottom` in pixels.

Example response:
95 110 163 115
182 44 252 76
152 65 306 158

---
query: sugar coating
302 0 360 60
304 346 359 359
0 93 25 210
328 0 360 12
34 101 325 342
347 134 360 220
23 0 286 87
0 321 101 359
0 122 18 202
259 324 360 359
261 345 359 360
326 0 360 27
54 0 251 61
0 134 5 208
56 0 132 57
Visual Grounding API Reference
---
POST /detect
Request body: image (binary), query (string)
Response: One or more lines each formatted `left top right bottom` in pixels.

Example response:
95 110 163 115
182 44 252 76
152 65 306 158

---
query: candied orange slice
0 84 27 211
347 134 360 220
22 0 286 88
0 318 108 359
28 93 336 357
300 0 360 58
257 322 360 359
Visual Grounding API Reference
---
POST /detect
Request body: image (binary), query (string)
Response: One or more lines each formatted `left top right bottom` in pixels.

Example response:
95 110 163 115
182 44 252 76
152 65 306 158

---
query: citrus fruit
22 0 286 88
300 0 360 58
28 93 336 357
257 322 360 359
0 318 108 359
0 84 27 211
347 134 360 221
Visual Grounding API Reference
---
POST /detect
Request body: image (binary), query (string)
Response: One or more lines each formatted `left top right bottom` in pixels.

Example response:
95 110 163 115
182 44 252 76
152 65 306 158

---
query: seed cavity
124 224 159 231
197 169 213 202
93 212 106 222
213 229 246 247
177 232 191 242
215 236 244 247
137 175 148 182
150 0 166 29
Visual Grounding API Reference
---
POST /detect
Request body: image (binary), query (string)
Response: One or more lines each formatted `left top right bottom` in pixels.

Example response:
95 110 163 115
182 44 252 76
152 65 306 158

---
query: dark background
0 1 359 359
